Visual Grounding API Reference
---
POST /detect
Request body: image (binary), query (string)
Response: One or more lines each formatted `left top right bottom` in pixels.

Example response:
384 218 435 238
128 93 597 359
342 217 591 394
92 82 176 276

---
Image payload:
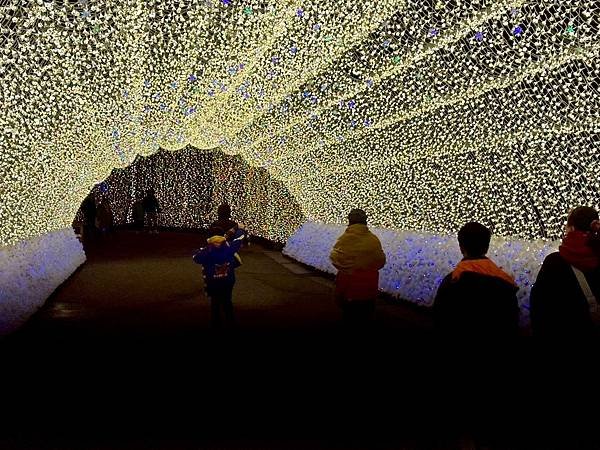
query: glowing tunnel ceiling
1 0 599 246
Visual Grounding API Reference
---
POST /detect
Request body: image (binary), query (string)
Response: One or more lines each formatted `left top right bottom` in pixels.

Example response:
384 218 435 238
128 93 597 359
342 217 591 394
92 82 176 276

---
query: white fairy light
1 0 599 246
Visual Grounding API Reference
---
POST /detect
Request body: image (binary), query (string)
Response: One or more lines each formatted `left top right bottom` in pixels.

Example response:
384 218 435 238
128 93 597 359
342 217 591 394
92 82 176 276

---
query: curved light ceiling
1 0 598 246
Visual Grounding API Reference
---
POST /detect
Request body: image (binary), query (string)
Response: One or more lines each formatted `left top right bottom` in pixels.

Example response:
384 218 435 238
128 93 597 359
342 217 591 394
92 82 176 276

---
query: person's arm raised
229 229 246 253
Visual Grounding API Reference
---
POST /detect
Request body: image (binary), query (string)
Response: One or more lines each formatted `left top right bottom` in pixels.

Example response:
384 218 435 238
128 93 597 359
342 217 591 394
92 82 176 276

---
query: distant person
96 198 113 237
433 222 519 337
211 203 239 240
193 225 246 328
330 209 386 327
132 199 145 233
81 193 97 245
530 207 600 337
142 189 161 234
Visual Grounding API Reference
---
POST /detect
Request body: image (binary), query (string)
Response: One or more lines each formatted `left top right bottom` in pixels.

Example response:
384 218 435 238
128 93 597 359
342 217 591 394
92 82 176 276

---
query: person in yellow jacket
330 209 386 326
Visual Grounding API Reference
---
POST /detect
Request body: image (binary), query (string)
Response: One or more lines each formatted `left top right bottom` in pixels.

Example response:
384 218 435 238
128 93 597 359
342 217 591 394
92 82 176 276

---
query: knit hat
568 206 599 232
348 208 368 225
217 203 232 220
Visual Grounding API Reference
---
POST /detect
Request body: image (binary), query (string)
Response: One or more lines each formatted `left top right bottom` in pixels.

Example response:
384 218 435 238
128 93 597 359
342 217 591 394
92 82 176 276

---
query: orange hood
451 258 517 287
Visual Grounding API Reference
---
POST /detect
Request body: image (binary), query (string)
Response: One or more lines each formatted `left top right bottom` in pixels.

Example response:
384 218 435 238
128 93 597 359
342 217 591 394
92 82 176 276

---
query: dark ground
0 231 597 449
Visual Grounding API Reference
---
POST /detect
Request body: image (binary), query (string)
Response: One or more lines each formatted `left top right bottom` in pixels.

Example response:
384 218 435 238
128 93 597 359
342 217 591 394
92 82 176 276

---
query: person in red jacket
330 209 386 327
530 206 600 337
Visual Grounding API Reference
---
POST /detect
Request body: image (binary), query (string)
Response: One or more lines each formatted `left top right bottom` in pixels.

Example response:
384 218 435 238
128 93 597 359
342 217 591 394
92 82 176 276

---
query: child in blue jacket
193 226 246 328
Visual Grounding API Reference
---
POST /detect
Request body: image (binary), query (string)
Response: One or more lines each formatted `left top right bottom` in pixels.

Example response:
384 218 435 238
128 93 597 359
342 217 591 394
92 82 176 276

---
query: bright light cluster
79 147 215 229
210 150 305 242
76 147 304 242
1 0 599 247
0 228 85 335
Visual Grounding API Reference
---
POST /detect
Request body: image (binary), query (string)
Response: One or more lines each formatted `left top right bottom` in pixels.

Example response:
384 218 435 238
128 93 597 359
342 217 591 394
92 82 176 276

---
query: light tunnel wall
77 147 305 243
2 0 600 249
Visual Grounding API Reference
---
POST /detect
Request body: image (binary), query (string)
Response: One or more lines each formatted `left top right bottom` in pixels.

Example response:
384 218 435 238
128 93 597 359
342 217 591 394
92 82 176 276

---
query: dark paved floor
15 231 432 339
0 232 591 448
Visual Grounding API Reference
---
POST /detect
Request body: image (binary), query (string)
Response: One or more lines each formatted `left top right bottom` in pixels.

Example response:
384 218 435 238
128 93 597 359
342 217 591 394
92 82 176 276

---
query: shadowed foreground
0 232 594 449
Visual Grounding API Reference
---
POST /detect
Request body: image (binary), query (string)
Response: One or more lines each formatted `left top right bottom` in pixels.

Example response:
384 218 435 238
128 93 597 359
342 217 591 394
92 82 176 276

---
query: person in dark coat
81 193 97 245
132 199 145 233
433 222 519 337
142 189 161 233
530 206 600 338
193 225 246 328
96 197 113 235
210 204 239 240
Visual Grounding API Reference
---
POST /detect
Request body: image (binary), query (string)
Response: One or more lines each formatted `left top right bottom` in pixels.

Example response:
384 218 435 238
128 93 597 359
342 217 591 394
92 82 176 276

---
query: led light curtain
1 1 599 247
77 147 305 242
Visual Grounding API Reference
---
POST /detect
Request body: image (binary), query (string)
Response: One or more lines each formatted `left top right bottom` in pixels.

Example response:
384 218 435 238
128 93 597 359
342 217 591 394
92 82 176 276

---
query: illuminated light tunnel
73 147 305 243
1 0 599 333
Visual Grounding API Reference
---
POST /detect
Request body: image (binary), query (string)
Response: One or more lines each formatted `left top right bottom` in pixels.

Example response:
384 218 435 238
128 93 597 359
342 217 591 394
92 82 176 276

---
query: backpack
213 262 232 280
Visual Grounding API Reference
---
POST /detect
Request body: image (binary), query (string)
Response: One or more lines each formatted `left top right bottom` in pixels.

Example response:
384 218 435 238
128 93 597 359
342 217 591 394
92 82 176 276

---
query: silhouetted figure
96 198 113 237
193 225 246 329
142 189 160 233
132 199 145 233
330 209 386 328
81 193 97 246
530 207 600 338
433 222 519 338
211 203 239 240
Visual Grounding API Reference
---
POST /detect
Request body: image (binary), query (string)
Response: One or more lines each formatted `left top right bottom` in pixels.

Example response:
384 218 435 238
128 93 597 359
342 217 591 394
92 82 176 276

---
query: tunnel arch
74 147 305 243
2 1 600 335
2 1 600 249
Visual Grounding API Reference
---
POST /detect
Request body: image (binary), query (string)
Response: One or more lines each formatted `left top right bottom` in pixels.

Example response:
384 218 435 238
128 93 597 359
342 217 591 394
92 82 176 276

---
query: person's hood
207 235 227 246
330 223 386 272
345 223 369 235
451 257 517 287
560 230 600 272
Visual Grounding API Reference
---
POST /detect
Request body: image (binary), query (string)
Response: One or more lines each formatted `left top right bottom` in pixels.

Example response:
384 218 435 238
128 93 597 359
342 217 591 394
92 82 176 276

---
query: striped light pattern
1 0 599 247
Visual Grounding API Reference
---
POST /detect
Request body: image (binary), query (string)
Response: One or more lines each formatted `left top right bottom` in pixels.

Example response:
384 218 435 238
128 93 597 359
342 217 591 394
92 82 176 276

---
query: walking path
9 231 433 342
